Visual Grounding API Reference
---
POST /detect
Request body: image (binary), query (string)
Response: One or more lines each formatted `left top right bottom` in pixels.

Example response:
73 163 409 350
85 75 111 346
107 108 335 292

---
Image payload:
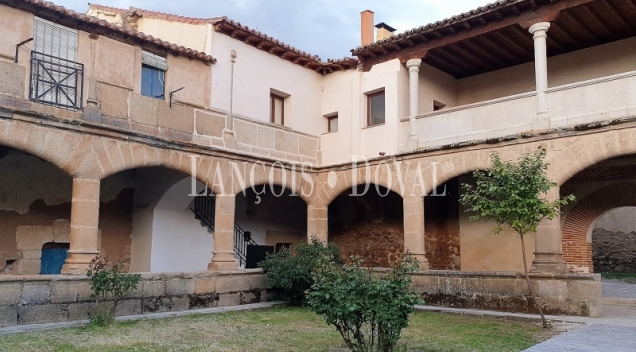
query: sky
52 0 492 59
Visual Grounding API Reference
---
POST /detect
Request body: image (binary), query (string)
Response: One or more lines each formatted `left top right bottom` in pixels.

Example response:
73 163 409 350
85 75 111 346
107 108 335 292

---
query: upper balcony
404 31 636 150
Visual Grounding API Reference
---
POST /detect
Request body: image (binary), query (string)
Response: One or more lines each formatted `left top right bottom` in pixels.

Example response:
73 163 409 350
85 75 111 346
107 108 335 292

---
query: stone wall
592 229 636 273
425 180 461 270
328 188 404 268
411 271 602 317
0 270 266 328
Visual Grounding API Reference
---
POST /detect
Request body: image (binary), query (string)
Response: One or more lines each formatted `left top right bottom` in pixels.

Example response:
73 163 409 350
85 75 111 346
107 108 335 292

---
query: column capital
406 58 422 70
529 22 550 38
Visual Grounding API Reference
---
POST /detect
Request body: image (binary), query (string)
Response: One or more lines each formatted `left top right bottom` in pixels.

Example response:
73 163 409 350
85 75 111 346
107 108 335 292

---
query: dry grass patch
0 307 554 351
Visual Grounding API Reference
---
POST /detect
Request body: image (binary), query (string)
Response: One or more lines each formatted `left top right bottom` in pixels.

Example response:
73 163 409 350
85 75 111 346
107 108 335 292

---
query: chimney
361 10 374 46
375 23 396 41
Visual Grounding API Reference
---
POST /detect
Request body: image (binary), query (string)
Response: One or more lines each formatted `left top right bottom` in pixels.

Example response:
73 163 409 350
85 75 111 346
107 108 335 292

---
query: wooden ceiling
355 0 636 78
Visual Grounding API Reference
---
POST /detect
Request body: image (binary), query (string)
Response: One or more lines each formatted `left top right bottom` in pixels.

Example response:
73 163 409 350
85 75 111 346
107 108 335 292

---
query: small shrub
259 238 341 305
86 256 142 326
307 254 423 352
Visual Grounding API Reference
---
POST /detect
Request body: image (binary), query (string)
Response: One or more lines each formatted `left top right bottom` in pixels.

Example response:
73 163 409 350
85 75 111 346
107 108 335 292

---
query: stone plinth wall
0 270 266 328
410 271 602 317
593 229 636 273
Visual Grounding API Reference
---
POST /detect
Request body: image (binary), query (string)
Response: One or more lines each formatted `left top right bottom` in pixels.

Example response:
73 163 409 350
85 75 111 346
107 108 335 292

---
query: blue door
40 248 69 275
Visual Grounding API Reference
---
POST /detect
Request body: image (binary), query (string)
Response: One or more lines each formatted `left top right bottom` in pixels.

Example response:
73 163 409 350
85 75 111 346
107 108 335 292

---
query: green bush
86 256 142 326
259 238 341 306
307 254 422 352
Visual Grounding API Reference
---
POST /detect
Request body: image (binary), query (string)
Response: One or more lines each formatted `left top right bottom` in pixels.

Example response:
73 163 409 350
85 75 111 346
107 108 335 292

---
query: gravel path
524 324 636 351
602 279 636 299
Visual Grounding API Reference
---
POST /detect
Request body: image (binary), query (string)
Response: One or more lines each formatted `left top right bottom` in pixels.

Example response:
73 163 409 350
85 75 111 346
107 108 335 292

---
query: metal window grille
30 17 83 110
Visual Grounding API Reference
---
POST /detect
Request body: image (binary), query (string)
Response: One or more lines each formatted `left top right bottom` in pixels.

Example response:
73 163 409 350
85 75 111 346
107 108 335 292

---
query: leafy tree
307 254 422 352
459 147 574 327
259 238 342 305
86 256 142 326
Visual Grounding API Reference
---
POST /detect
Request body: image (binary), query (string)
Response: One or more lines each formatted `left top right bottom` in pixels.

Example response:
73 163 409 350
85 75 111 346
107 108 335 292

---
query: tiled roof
3 0 216 64
88 4 223 25
88 3 357 74
351 0 526 55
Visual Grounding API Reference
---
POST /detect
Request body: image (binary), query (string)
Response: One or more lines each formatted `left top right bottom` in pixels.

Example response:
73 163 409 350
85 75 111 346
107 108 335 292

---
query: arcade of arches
2 116 636 276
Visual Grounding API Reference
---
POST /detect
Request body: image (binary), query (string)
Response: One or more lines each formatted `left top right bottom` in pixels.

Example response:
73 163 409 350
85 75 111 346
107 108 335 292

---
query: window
327 114 338 132
141 51 168 100
367 90 385 126
30 17 83 110
270 93 285 125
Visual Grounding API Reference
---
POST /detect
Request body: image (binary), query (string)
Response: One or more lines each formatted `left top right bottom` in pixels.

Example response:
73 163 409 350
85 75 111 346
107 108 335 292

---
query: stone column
307 203 328 244
208 194 239 270
529 22 550 124
403 195 429 270
405 58 422 151
61 178 101 275
532 187 568 273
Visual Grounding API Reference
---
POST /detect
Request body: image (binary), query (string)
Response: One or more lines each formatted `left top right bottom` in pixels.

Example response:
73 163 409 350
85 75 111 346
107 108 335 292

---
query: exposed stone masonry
592 229 636 273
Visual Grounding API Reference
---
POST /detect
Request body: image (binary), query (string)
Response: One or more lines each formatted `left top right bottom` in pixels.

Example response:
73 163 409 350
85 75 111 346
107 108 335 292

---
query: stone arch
0 121 89 177
233 175 313 204
317 169 404 208
550 129 636 185
562 182 636 272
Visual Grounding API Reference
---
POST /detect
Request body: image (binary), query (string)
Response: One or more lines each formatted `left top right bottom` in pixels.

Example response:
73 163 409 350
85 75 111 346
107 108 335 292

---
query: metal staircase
191 191 257 267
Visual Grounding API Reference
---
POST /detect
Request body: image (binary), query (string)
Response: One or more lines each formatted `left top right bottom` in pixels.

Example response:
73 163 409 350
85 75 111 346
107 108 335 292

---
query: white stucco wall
150 207 213 273
130 177 213 273
209 32 324 136
594 207 636 233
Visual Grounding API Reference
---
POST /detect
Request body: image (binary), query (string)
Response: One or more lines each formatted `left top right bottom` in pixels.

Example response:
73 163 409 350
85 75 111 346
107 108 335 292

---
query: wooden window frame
327 114 338 132
270 93 285 125
367 90 385 126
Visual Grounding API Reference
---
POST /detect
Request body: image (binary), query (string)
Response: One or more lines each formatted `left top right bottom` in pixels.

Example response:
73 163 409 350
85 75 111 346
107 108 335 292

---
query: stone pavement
416 303 636 351
602 279 636 299
524 324 636 352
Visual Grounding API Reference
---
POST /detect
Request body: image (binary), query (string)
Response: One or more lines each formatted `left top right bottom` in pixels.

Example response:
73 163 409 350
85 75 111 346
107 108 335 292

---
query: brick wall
562 182 636 272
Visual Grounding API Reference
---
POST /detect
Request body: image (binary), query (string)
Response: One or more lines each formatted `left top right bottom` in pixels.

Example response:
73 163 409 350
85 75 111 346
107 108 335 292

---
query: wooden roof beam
491 31 533 58
358 0 597 71
460 40 507 66
446 44 495 71
561 11 599 44
549 23 583 48
426 53 467 77
580 4 615 39
475 35 521 64
604 0 635 35
435 47 482 73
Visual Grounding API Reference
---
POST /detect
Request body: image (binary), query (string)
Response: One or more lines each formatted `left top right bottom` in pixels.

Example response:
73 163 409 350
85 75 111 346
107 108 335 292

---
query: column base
308 233 328 245
531 251 568 273
533 111 550 130
208 251 239 271
222 129 237 150
61 250 99 275
405 133 419 152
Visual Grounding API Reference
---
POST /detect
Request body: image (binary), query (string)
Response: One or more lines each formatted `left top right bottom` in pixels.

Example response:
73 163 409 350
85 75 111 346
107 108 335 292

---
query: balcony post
61 178 101 275
529 22 550 124
208 194 239 270
406 58 422 151
532 187 568 273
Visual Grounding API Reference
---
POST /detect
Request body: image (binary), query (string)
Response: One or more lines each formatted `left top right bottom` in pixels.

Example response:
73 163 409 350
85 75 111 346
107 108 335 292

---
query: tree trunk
520 234 548 328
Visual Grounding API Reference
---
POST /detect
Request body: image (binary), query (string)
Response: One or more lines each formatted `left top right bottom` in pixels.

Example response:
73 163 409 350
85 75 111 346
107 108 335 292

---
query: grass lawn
602 272 636 284
0 307 554 352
